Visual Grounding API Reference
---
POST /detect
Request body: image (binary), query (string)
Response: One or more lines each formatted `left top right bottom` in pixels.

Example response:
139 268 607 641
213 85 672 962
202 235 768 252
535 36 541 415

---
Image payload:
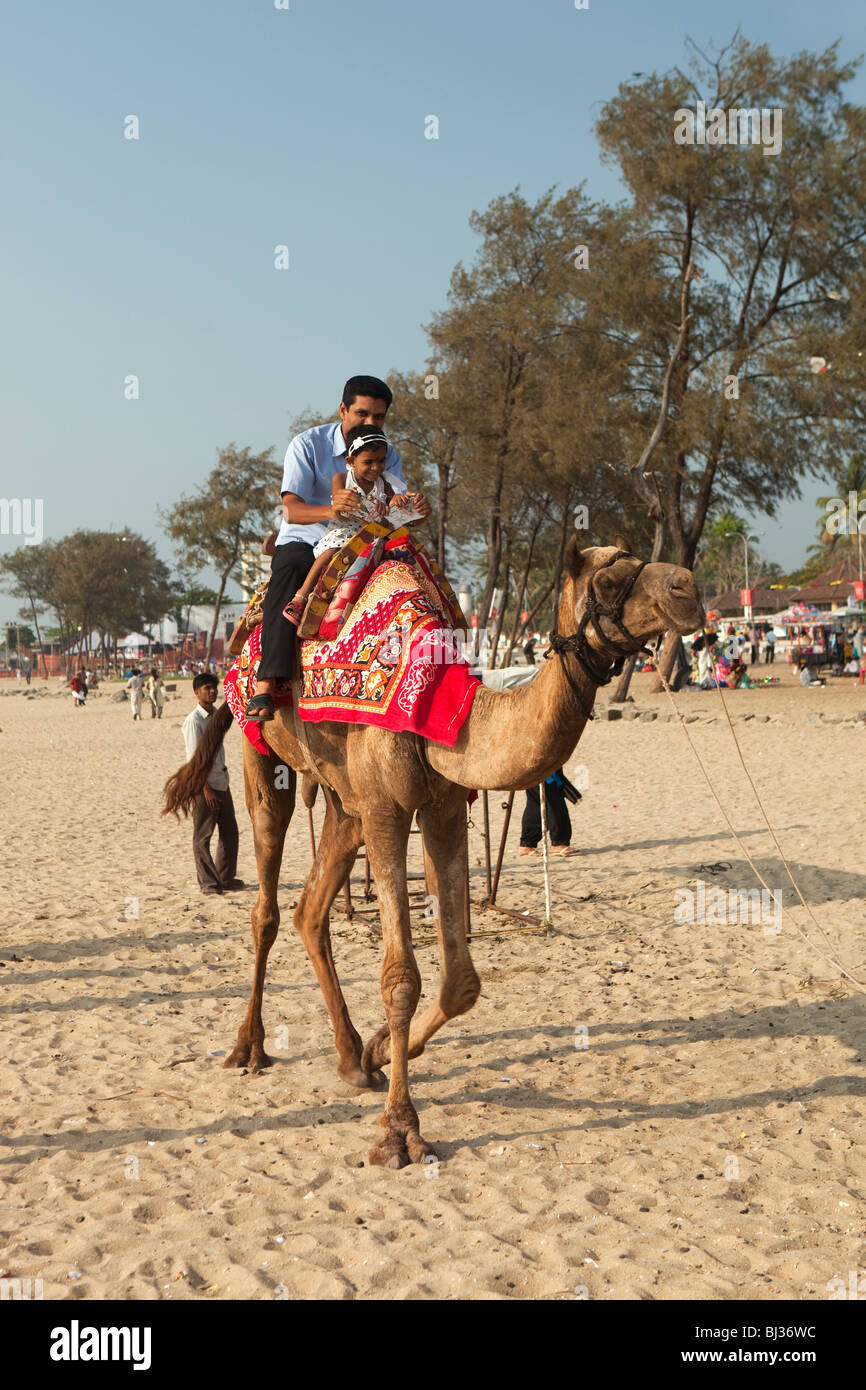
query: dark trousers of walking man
192 789 239 894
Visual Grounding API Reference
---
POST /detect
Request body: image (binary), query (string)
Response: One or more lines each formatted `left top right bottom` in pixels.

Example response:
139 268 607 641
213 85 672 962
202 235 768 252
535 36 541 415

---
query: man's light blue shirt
275 420 406 548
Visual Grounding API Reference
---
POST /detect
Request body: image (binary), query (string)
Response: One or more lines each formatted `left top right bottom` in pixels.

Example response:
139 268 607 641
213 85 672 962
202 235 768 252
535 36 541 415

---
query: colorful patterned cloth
223 530 478 753
298 555 479 746
223 622 293 757
298 522 465 640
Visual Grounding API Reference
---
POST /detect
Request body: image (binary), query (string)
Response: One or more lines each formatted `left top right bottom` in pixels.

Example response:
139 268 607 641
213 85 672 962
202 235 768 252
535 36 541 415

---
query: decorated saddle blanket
223 528 479 755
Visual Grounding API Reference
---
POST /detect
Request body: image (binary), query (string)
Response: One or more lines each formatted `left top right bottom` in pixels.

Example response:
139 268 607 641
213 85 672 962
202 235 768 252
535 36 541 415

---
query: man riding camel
246 374 430 723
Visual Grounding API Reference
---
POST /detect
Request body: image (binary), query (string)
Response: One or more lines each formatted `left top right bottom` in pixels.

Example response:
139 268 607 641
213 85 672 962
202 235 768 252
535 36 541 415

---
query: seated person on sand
799 658 825 687
729 657 755 689
281 425 428 626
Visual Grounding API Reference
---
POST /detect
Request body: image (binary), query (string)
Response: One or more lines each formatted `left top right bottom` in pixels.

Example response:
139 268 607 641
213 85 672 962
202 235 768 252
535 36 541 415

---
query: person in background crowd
181 673 243 896
523 636 536 666
24 664 31 685
748 624 759 664
146 667 165 719
69 669 87 707
799 658 825 687
126 668 144 720
763 629 776 663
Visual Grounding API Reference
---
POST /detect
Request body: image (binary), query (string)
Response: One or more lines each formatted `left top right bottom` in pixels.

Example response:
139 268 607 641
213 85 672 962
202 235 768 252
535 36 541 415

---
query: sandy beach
2 665 865 1301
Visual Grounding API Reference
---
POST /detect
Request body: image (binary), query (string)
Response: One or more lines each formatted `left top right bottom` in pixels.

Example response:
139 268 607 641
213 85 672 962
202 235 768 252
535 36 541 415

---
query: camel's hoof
407 1133 437 1166
337 1062 388 1092
223 1042 273 1071
369 1134 411 1169
369 1131 436 1170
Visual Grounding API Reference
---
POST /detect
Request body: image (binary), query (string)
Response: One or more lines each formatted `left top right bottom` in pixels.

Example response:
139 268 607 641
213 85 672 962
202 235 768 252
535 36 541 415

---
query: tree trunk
647 630 683 693
435 451 454 573
487 560 511 669
28 595 47 678
551 498 573 622
503 520 541 665
205 568 229 668
610 511 666 702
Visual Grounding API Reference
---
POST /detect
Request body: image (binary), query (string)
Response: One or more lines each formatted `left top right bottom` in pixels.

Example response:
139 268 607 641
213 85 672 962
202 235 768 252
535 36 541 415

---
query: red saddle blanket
223 533 479 756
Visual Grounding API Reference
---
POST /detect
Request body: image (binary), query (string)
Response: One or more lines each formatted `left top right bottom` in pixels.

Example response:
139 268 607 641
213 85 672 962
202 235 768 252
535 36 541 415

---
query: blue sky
2 0 864 623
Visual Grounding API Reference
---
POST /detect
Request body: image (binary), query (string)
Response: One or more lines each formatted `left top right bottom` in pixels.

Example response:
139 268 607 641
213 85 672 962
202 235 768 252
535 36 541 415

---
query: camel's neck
426 641 604 791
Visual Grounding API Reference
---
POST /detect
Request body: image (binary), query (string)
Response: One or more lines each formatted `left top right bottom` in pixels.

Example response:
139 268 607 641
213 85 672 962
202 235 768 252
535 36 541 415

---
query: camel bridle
545 549 652 707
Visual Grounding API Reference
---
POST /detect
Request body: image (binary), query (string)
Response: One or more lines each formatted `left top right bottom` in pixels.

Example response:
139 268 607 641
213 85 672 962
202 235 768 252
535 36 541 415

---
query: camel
163 538 704 1169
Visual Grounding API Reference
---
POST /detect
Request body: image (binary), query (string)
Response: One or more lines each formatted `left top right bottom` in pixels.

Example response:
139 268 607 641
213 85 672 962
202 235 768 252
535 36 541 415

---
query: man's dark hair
342 375 393 410
193 672 218 691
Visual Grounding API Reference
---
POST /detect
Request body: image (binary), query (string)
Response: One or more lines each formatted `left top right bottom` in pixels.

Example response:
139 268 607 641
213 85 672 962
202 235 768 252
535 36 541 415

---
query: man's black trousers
258 541 315 681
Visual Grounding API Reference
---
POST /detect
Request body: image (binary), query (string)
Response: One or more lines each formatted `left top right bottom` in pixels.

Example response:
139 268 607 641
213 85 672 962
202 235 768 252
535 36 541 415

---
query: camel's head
559 536 705 672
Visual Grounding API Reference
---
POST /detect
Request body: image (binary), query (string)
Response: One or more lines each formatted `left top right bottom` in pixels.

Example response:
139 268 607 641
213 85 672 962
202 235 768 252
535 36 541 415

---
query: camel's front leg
293 788 386 1091
225 743 294 1073
362 806 435 1169
365 791 480 1070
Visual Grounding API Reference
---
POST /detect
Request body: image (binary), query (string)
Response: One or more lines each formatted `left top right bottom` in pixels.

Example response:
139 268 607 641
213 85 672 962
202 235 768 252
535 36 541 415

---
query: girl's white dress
313 466 404 558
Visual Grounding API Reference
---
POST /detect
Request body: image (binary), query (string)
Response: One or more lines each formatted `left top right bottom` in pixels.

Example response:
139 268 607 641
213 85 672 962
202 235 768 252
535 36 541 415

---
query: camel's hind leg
293 787 386 1092
364 788 480 1071
225 741 295 1073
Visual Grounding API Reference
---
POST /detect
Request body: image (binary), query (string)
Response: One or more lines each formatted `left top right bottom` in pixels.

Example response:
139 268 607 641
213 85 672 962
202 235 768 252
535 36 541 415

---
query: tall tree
0 546 52 675
590 34 866 675
162 444 281 664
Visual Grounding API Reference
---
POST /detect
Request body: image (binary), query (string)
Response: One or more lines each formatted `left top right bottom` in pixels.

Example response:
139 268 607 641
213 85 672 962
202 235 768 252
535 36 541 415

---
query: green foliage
161 443 281 661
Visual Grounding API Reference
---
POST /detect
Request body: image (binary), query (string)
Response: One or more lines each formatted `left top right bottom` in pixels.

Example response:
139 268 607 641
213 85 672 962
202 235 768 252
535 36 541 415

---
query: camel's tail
162 701 234 819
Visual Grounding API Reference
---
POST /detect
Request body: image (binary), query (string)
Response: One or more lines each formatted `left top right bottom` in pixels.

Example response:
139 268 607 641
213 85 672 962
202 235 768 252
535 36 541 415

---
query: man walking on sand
181 673 244 896
145 667 165 719
126 668 144 719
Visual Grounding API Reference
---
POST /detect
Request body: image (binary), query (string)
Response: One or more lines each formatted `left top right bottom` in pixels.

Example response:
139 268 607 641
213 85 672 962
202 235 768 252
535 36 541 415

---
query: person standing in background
748 624 759 664
126 668 144 720
146 667 165 719
519 770 579 858
764 629 776 664
181 673 243 896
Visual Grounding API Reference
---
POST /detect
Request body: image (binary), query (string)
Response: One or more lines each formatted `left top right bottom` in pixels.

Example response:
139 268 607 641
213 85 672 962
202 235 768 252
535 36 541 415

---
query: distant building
239 544 272 602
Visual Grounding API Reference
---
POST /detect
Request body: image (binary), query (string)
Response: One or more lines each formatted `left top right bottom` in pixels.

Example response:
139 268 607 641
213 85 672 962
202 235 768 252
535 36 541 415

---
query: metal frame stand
308 809 448 930
477 789 543 927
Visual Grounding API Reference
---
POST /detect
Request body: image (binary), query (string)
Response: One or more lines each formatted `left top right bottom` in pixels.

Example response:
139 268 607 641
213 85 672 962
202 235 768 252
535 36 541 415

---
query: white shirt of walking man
126 670 144 720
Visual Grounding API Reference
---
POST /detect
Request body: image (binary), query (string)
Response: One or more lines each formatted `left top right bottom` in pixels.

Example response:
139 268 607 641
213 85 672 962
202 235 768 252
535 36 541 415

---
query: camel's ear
564 533 592 579
613 533 633 554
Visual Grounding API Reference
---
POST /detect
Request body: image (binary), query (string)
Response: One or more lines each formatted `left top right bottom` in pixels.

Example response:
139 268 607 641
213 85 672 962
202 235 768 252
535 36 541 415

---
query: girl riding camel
281 425 427 626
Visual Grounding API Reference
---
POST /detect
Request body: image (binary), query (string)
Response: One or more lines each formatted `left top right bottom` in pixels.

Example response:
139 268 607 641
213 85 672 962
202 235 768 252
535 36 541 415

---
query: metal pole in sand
538 782 552 928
